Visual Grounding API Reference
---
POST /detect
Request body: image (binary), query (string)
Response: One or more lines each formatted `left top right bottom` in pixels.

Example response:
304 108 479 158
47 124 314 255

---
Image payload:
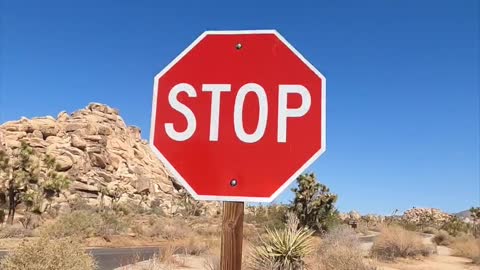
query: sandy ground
376 246 477 270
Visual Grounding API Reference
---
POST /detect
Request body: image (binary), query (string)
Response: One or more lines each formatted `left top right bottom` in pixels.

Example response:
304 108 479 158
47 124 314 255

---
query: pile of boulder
402 207 451 226
0 103 218 217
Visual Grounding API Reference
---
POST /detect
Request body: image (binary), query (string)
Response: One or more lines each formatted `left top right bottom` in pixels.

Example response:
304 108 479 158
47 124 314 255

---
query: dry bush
41 210 101 239
192 223 221 237
371 225 434 260
0 224 33 238
310 225 376 270
41 210 129 240
0 237 97 270
176 237 212 256
432 230 453 246
422 227 439 234
147 218 191 240
451 236 480 265
158 244 179 265
96 211 130 239
243 223 260 241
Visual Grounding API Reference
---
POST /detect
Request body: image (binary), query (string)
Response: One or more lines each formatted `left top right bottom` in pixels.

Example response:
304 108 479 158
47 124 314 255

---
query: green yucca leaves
248 212 314 270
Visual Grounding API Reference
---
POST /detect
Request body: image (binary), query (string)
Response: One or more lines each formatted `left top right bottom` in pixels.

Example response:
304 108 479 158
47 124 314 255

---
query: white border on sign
149 29 326 203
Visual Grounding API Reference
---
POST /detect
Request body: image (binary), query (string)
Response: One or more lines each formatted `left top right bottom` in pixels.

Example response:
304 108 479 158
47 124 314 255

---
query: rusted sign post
149 30 326 269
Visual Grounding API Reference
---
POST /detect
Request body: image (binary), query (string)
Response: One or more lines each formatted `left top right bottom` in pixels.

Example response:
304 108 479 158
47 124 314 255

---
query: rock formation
0 103 214 216
402 207 451 225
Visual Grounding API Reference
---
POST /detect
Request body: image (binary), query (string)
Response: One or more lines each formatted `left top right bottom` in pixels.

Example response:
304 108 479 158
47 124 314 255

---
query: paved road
0 247 160 270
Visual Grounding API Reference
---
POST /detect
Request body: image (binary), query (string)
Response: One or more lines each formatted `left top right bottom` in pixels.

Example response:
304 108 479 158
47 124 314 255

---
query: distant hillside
455 209 472 218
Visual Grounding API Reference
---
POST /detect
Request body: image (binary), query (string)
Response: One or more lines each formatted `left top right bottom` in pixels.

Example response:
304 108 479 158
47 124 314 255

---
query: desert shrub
0 224 33 238
147 218 191 240
432 230 453 246
371 225 434 260
422 227 439 234
96 211 130 239
0 237 97 270
69 197 95 212
41 210 101 239
247 212 314 270
393 219 418 232
441 216 470 237
451 236 480 265
42 210 128 239
177 237 211 256
113 202 148 216
243 223 260 241
311 225 376 270
193 224 221 237
245 204 288 230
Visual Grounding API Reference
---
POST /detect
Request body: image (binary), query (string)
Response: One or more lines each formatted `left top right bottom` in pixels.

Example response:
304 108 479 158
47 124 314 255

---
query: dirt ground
376 246 477 270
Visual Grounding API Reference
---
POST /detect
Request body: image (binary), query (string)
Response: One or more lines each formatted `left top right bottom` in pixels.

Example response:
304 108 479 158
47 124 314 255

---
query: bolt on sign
150 30 326 202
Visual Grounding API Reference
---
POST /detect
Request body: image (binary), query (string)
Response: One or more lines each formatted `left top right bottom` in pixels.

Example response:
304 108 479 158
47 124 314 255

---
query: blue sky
1 0 478 215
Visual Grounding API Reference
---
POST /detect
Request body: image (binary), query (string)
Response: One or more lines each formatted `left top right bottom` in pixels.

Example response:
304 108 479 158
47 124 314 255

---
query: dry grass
41 210 101 239
146 218 192 240
0 225 34 238
432 230 453 246
203 255 220 270
422 227 439 234
371 225 435 261
0 237 97 270
41 210 129 240
309 226 376 270
176 237 212 256
450 236 480 265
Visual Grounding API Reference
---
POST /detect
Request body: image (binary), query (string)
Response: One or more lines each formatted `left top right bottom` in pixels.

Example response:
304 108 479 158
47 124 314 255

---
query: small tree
0 142 70 224
289 173 338 233
0 142 40 224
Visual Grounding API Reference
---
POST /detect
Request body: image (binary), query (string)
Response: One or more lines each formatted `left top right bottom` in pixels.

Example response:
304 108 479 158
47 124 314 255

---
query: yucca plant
248 212 314 270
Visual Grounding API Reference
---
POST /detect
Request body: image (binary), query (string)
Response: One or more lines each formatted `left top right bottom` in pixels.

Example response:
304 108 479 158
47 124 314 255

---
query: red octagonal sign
150 30 326 202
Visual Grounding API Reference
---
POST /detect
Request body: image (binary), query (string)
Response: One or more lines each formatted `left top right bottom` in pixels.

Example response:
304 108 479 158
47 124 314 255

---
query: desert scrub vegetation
245 204 289 230
0 224 33 238
450 236 480 265
247 212 314 270
309 225 376 270
0 236 97 270
432 230 453 246
41 209 129 240
371 225 434 260
141 217 192 240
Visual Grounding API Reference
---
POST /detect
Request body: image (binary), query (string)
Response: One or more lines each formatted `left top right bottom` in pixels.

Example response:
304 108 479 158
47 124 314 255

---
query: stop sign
150 30 325 202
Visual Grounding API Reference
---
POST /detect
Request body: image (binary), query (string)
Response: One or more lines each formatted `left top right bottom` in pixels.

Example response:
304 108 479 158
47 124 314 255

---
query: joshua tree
0 142 70 224
470 207 480 237
289 173 338 233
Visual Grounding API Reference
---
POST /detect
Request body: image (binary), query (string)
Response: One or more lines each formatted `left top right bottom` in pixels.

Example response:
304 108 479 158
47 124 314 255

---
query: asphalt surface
0 247 160 270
